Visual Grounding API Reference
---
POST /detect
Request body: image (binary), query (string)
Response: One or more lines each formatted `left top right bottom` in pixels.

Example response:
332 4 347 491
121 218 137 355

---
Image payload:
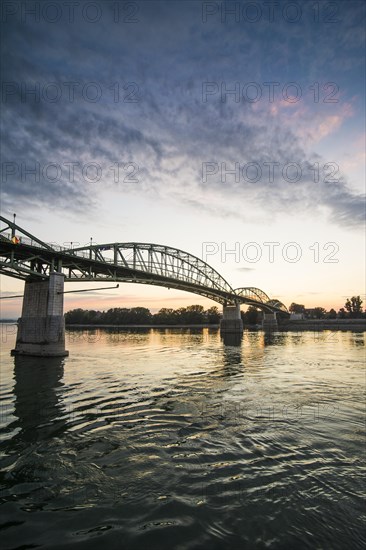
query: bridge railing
2 232 131 265
2 232 93 258
1 232 48 249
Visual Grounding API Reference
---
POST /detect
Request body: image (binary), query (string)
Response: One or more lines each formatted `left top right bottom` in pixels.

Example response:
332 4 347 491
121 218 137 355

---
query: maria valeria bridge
0 215 289 356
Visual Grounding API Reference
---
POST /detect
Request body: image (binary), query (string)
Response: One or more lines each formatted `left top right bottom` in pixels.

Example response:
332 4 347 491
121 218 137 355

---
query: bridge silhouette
0 215 288 355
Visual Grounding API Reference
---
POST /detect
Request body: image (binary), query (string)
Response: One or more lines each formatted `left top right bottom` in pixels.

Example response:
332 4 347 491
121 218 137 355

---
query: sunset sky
1 0 365 318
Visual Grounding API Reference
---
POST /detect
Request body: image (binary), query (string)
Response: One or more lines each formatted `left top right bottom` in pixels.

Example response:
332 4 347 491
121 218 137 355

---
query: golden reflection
148 327 208 347
262 330 288 347
65 327 228 355
63 327 365 375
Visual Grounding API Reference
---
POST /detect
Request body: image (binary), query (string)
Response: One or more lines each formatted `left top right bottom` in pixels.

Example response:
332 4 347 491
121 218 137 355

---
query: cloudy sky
1 0 365 317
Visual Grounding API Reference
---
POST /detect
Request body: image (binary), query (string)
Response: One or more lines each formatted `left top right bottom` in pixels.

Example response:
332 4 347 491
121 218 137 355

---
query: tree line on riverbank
289 296 365 319
64 296 365 326
64 305 266 325
65 305 221 325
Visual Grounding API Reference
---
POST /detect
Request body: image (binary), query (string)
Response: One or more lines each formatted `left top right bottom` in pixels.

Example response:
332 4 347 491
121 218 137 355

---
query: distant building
290 313 304 320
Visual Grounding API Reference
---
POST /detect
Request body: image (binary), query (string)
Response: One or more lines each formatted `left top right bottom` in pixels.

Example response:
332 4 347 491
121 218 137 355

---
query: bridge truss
0 216 288 313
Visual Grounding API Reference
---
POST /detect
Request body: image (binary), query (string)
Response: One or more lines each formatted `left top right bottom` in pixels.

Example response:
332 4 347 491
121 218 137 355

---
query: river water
0 326 365 549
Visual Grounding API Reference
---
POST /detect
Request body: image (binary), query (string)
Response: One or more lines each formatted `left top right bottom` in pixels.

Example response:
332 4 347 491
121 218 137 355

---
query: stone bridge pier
11 272 68 357
262 312 278 329
220 303 243 344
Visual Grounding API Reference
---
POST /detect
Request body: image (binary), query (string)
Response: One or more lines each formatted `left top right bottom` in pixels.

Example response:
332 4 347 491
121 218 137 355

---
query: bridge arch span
235 287 288 313
0 215 288 312
69 242 237 305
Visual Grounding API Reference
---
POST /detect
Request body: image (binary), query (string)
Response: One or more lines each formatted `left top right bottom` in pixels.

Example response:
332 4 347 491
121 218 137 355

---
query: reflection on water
13 356 65 444
0 327 365 549
263 330 288 347
221 332 243 346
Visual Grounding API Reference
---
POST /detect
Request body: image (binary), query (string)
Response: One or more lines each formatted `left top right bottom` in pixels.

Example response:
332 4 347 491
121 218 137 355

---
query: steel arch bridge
0 216 288 314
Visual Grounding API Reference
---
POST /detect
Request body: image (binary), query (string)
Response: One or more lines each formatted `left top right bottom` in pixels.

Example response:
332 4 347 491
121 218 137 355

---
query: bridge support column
262 312 278 330
220 304 243 345
11 272 68 357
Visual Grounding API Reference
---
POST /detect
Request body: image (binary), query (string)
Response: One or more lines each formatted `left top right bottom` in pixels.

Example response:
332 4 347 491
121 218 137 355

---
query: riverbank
65 319 366 331
66 323 220 329
278 319 366 331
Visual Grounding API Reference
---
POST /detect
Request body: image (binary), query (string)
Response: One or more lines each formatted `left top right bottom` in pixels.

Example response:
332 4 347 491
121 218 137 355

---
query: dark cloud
1 0 365 227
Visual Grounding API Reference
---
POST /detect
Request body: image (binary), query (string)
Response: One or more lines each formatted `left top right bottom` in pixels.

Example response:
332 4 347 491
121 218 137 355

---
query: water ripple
0 328 365 549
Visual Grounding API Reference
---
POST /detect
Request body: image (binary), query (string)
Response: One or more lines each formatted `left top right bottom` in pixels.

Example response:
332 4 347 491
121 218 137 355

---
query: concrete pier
11 272 68 357
220 303 243 344
262 312 278 330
